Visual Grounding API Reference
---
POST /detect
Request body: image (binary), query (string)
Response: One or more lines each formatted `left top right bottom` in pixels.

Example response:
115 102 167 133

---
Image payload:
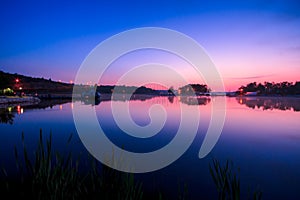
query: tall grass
0 130 262 199
209 159 262 200
1 129 143 200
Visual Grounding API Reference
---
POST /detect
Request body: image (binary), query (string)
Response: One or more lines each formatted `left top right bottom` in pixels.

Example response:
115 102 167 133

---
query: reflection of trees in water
0 108 15 124
82 98 101 106
0 99 72 124
236 97 300 112
168 96 174 103
179 96 211 105
94 94 211 106
25 99 71 109
81 94 157 105
100 94 155 102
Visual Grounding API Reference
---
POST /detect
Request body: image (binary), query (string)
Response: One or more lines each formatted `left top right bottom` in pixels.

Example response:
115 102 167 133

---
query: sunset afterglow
0 1 299 90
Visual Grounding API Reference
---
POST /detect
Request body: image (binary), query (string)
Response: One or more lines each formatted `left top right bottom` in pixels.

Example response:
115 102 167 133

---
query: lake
0 96 300 199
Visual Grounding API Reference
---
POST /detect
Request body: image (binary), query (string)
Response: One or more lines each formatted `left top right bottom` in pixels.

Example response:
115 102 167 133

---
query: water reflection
17 105 23 114
0 107 15 124
2 96 298 125
99 94 211 106
236 97 300 112
0 99 73 124
24 99 71 109
1 96 299 199
82 98 101 106
178 96 211 106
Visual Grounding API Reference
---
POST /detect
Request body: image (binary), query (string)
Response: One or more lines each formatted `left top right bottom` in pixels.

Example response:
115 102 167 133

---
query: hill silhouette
0 71 73 94
0 71 159 96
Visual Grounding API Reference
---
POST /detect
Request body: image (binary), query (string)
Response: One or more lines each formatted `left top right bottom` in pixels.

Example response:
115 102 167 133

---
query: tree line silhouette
238 81 300 96
178 84 210 95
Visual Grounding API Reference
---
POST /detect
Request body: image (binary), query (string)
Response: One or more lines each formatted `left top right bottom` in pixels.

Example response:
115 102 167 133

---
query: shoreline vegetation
1 95 299 125
0 71 299 103
0 130 262 200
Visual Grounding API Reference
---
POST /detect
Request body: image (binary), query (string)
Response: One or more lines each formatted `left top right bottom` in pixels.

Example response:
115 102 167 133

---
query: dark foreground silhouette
0 130 262 200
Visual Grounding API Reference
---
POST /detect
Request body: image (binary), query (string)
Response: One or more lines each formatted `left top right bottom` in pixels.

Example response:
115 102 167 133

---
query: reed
1 129 143 200
209 159 262 200
0 130 262 199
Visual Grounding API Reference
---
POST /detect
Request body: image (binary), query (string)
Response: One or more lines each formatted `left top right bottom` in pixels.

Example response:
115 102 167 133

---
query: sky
0 0 299 91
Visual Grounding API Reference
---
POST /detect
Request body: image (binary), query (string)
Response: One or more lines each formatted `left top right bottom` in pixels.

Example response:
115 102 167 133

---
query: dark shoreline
0 96 40 105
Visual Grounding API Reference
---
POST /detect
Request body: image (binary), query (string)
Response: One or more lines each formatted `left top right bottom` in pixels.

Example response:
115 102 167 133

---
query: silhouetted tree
238 81 300 96
179 84 209 95
168 86 175 96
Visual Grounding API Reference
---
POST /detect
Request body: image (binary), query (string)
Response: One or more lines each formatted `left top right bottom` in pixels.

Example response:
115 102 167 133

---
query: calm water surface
0 96 300 199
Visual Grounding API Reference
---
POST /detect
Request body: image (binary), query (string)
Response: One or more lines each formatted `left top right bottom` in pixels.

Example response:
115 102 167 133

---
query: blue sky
0 0 299 90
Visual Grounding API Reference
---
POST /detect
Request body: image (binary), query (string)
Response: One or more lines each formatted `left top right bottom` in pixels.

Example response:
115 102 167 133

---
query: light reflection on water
0 96 300 199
